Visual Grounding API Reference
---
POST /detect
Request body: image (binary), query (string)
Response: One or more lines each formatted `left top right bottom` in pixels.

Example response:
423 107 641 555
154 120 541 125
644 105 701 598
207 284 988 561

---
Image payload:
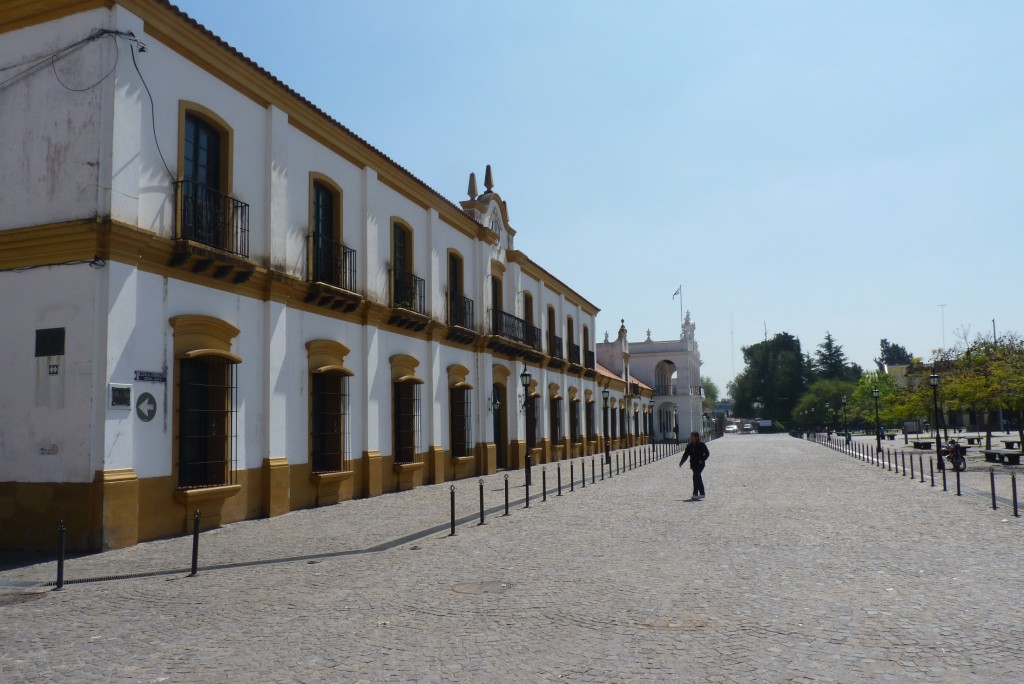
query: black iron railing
448 293 475 329
391 268 426 314
174 179 249 257
569 343 581 365
311 234 356 292
490 309 526 343
549 334 563 359
527 326 543 353
584 349 595 369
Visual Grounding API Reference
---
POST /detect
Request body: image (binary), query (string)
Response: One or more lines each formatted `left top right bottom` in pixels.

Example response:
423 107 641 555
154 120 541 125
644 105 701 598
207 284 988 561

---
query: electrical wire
130 43 174 181
50 32 118 92
0 256 106 273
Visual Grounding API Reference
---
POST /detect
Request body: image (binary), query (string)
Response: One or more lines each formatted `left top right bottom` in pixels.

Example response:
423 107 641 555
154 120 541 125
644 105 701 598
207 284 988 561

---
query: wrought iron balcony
584 349 595 370
568 343 581 365
390 268 426 315
490 308 526 343
527 325 544 353
549 334 564 360
174 179 249 257
311 234 356 292
448 293 475 330
655 384 676 396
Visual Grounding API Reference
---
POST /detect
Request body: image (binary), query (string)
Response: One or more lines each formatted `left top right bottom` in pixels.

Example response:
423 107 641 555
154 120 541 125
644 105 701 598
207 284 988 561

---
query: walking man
678 431 710 500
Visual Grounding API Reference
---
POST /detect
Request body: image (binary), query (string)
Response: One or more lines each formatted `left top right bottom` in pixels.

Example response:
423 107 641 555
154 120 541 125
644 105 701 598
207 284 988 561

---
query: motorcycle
940 439 968 472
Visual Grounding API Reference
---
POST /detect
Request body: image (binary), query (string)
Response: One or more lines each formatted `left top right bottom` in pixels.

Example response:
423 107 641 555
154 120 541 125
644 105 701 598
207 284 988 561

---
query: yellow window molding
492 364 511 385
170 314 240 357
548 382 561 399
447 364 472 389
390 353 423 384
306 339 353 375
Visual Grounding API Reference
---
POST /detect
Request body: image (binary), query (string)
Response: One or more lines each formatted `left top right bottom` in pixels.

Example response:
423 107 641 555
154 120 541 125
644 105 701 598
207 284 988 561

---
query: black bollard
616 453 620 475
478 479 486 525
504 474 510 516
1012 473 1019 518
901 452 906 476
919 455 925 483
910 453 915 480
956 468 961 496
942 465 947 492
929 458 935 487
592 455 596 484
581 460 585 488
570 462 575 492
601 457 605 481
189 509 201 575
525 470 531 508
557 464 562 496
543 468 548 502
449 487 456 536
55 520 66 591
990 468 998 510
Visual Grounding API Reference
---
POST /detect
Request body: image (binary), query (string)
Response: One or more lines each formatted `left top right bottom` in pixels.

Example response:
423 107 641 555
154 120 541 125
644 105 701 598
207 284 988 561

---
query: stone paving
2 435 1023 682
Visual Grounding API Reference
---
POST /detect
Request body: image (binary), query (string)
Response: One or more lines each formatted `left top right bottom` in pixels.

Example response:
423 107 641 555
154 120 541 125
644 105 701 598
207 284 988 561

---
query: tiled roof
593 363 654 393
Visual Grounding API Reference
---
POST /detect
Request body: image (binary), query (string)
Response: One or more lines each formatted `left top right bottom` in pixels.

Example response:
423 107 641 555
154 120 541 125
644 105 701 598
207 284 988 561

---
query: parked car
741 423 753 433
725 424 738 433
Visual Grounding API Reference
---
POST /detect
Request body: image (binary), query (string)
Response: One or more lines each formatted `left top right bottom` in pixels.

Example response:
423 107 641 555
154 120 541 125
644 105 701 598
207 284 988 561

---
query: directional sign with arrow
136 392 157 422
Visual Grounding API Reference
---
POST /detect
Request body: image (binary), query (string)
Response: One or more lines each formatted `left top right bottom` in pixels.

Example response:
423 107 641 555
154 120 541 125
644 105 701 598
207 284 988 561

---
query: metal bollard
543 468 548 502
504 474 510 516
525 470 530 508
581 460 585 488
449 487 456 536
616 453 620 475
557 464 562 497
919 455 925 483
942 465 947 492
592 455 596 484
601 457 605 481
1012 473 1019 518
570 462 575 492
55 520 66 591
956 468 961 496
478 479 486 525
901 451 906 476
887 448 892 471
990 468 998 510
910 453 914 480
929 459 935 487
189 509 200 576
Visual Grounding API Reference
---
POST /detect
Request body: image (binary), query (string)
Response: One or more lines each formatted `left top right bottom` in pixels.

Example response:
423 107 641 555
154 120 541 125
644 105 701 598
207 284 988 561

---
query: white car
725 424 738 433
742 423 753 433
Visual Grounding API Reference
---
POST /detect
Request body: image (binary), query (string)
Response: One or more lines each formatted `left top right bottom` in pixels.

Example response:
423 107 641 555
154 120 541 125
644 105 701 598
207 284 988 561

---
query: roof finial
467 172 478 199
484 164 494 193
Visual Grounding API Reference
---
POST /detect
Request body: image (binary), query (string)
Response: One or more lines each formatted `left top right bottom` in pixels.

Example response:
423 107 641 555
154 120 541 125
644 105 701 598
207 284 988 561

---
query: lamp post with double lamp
872 388 881 454
602 388 611 472
520 367 532 486
930 373 943 471
673 405 679 444
825 402 831 435
648 399 655 442
841 394 848 443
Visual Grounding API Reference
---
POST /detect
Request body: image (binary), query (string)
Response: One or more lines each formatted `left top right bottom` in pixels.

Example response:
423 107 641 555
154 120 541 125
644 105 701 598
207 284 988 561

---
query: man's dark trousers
692 465 705 497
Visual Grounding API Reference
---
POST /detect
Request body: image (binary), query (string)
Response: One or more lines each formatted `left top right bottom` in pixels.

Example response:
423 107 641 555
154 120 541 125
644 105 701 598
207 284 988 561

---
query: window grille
178 357 237 489
550 397 563 443
450 387 473 458
311 372 349 473
570 400 581 443
585 402 596 441
393 381 421 464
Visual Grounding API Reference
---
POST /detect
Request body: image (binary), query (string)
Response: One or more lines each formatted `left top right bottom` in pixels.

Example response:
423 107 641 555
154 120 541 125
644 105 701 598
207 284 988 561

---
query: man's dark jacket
679 441 710 470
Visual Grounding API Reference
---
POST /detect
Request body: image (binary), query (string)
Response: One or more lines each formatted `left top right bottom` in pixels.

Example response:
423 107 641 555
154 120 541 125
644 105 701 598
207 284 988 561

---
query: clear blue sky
170 0 1024 394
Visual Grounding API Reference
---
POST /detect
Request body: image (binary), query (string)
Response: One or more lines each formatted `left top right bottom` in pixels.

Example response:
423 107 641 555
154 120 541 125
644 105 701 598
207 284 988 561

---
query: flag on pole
672 285 681 299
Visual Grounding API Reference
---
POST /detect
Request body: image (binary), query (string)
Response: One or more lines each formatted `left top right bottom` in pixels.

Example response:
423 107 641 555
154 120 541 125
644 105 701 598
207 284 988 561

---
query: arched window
547 306 562 359
309 175 353 290
448 365 473 459
391 221 424 314
447 251 472 329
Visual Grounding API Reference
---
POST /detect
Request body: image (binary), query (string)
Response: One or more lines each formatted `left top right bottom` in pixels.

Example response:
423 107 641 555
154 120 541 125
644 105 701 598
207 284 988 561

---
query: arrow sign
136 392 157 422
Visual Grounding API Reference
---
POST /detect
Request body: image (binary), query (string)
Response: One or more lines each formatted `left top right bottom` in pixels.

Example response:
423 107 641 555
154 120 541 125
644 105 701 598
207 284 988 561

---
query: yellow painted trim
508 250 599 316
98 468 138 483
390 218 414 273
170 314 240 356
446 363 471 389
389 353 422 383
490 259 506 276
0 0 111 34
568 387 579 401
180 348 243 363
176 101 234 238
173 484 242 505
548 382 560 399
492 364 511 384
305 339 352 374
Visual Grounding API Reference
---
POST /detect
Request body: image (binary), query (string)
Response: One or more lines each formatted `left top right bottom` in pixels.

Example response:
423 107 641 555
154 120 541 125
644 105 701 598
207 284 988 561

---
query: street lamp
520 367 532 485
872 388 881 453
929 373 943 471
648 399 655 440
825 402 831 434
602 388 611 470
673 405 679 444
811 407 815 435
841 394 848 443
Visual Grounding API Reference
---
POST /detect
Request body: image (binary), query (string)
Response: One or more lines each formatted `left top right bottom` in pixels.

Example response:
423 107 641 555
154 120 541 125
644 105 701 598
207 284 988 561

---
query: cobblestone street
2 434 1023 683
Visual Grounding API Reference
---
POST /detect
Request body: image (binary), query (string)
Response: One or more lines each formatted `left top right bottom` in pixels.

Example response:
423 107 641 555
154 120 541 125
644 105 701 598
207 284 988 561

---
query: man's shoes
698 494 705 499
690 495 700 501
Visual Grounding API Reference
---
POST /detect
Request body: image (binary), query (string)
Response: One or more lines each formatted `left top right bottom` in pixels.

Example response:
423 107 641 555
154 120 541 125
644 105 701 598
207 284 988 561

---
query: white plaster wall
0 267 99 482
0 9 114 231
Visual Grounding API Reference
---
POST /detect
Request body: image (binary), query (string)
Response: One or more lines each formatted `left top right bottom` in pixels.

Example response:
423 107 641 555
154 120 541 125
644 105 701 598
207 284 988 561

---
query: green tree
875 339 913 371
813 332 860 381
791 378 855 430
700 376 720 405
728 332 806 423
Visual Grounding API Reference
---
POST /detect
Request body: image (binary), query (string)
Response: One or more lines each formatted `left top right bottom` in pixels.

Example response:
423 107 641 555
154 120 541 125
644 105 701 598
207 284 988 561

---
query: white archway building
596 314 704 441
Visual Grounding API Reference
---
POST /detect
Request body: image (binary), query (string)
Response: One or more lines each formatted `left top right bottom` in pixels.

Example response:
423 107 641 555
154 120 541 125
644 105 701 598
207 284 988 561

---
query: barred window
570 400 581 443
611 406 618 440
450 387 473 458
178 356 236 489
393 380 421 464
311 371 350 473
550 397 563 443
585 401 595 441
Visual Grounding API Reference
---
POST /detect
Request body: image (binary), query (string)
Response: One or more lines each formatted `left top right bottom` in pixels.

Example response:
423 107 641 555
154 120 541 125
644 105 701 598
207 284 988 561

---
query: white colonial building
597 316 706 442
0 0 654 550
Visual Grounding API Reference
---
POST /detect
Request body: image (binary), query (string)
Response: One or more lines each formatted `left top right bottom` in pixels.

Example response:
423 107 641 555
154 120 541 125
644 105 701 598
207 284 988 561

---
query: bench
886 434 896 441
1002 440 1021 450
912 441 933 450
966 436 981 445
982 449 1022 466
